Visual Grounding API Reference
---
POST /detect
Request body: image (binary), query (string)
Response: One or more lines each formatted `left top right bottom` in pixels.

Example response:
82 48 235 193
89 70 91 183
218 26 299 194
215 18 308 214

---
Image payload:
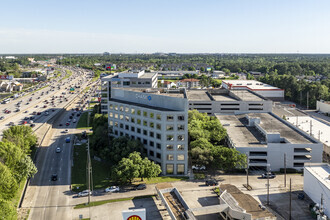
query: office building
108 88 188 175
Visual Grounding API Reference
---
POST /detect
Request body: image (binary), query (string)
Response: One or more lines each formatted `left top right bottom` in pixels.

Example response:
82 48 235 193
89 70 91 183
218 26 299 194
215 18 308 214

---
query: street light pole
284 153 287 188
267 164 270 205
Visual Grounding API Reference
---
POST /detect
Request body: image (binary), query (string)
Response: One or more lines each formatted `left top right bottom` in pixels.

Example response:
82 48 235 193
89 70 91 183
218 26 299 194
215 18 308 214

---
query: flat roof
186 90 211 101
216 113 314 148
223 80 281 90
109 98 179 111
212 94 237 101
230 90 265 101
304 163 330 190
139 72 157 79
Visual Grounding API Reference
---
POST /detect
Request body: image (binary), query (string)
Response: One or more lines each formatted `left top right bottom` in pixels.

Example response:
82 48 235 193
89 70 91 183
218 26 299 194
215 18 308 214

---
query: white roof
222 80 282 90
305 163 330 190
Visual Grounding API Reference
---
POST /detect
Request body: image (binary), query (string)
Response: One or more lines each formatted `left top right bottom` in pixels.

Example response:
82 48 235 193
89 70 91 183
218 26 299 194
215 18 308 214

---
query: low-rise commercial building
304 163 330 217
317 100 330 114
222 80 284 101
216 113 323 171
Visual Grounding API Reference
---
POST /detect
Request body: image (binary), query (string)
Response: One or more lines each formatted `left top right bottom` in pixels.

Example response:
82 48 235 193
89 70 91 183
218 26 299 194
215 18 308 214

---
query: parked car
261 172 276 179
78 190 92 197
205 179 218 186
51 174 58 181
30 124 36 128
105 186 120 193
192 165 206 171
135 184 146 190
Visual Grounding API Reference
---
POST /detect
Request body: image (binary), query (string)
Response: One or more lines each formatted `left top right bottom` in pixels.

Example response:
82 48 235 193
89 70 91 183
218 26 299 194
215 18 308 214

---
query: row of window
166 164 185 175
109 113 185 131
110 121 185 141
112 129 185 151
109 104 185 121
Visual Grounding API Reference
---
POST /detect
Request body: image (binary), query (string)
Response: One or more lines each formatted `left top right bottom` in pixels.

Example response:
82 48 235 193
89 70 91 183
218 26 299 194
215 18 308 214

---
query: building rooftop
216 113 315 148
212 94 237 101
304 163 330 190
119 88 185 98
186 90 212 101
222 80 282 91
109 98 179 112
230 90 265 101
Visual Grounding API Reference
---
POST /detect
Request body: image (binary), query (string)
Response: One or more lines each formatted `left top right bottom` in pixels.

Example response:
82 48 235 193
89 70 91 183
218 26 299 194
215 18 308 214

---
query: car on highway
37 112 41 115
0 116 4 120
62 129 69 133
51 174 58 181
8 122 14 126
205 179 218 186
77 190 92 197
24 110 28 113
261 172 276 179
30 124 36 127
55 147 61 153
73 119 77 123
105 186 119 193
66 122 70 126
65 137 71 143
59 123 63 126
135 184 146 190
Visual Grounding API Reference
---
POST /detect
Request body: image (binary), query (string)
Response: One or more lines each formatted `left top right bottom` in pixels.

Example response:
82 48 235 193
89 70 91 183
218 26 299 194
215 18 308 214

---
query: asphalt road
19 67 98 220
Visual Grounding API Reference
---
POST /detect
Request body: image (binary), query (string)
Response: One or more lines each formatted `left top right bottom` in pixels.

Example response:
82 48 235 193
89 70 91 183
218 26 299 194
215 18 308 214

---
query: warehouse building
216 113 323 171
108 88 188 175
304 163 330 217
222 80 284 101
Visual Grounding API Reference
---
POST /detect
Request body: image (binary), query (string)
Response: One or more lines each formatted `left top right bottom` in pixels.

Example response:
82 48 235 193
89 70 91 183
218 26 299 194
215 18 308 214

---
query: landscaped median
76 112 92 130
74 194 156 209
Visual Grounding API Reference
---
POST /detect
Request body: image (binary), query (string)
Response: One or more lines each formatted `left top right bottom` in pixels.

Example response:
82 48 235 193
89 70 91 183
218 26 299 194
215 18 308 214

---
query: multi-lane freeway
9 66 100 220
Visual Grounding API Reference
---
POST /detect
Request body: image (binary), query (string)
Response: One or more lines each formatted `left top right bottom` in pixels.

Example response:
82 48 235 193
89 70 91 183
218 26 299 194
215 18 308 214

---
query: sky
1 0 330 54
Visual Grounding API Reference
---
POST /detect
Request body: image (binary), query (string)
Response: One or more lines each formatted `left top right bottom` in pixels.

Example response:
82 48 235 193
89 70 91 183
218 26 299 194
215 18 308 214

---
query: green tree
112 157 139 184
2 126 37 154
0 199 17 220
211 147 246 171
0 162 18 200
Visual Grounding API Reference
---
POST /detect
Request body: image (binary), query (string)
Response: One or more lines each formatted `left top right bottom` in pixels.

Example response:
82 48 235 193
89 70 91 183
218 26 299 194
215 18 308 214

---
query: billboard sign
106 64 116 70
122 209 146 220
206 67 212 71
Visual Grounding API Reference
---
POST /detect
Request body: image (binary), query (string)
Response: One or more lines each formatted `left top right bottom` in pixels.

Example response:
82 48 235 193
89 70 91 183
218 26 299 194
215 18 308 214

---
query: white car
192 165 206 171
55 147 61 153
105 186 119 193
62 129 69 133
78 190 92 197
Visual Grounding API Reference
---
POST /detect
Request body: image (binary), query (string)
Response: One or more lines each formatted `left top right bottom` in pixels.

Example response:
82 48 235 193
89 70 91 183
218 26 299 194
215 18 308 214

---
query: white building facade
304 163 330 217
108 88 188 175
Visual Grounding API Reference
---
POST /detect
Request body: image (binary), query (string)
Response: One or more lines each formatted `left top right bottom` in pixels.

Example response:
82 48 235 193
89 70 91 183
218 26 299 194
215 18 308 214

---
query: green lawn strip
76 112 90 129
71 144 111 192
74 195 156 209
9 178 27 208
59 69 72 82
193 173 205 180
133 176 188 184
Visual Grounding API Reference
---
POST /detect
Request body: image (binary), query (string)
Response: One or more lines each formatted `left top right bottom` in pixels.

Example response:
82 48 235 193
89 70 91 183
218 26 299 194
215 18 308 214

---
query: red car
66 122 70 126
37 112 41 115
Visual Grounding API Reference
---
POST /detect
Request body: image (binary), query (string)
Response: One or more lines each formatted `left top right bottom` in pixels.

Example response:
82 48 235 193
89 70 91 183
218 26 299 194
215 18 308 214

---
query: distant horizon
1 0 330 54
2 52 330 55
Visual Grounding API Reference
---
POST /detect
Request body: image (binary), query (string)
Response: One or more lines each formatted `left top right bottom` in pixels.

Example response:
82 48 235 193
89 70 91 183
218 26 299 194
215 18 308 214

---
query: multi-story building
100 70 158 114
108 88 188 175
216 112 323 171
187 89 273 115
177 79 200 89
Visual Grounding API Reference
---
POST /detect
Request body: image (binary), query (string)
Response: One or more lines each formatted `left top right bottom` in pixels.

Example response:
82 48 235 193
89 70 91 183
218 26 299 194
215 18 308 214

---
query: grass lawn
71 144 111 192
76 112 92 129
74 195 156 209
133 176 188 185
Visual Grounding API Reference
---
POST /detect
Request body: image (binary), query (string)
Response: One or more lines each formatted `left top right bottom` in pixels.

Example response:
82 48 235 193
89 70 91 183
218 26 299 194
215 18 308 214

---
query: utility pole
307 91 309 110
86 99 92 204
289 178 292 220
284 153 287 188
267 164 270 205
246 153 249 188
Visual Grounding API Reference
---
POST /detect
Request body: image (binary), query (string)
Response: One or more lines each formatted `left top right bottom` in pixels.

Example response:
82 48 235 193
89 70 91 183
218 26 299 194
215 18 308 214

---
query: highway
16 66 99 220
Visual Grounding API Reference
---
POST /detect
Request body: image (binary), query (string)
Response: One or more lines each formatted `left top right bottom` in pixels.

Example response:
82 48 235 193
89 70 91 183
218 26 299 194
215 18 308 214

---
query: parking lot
71 174 313 220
